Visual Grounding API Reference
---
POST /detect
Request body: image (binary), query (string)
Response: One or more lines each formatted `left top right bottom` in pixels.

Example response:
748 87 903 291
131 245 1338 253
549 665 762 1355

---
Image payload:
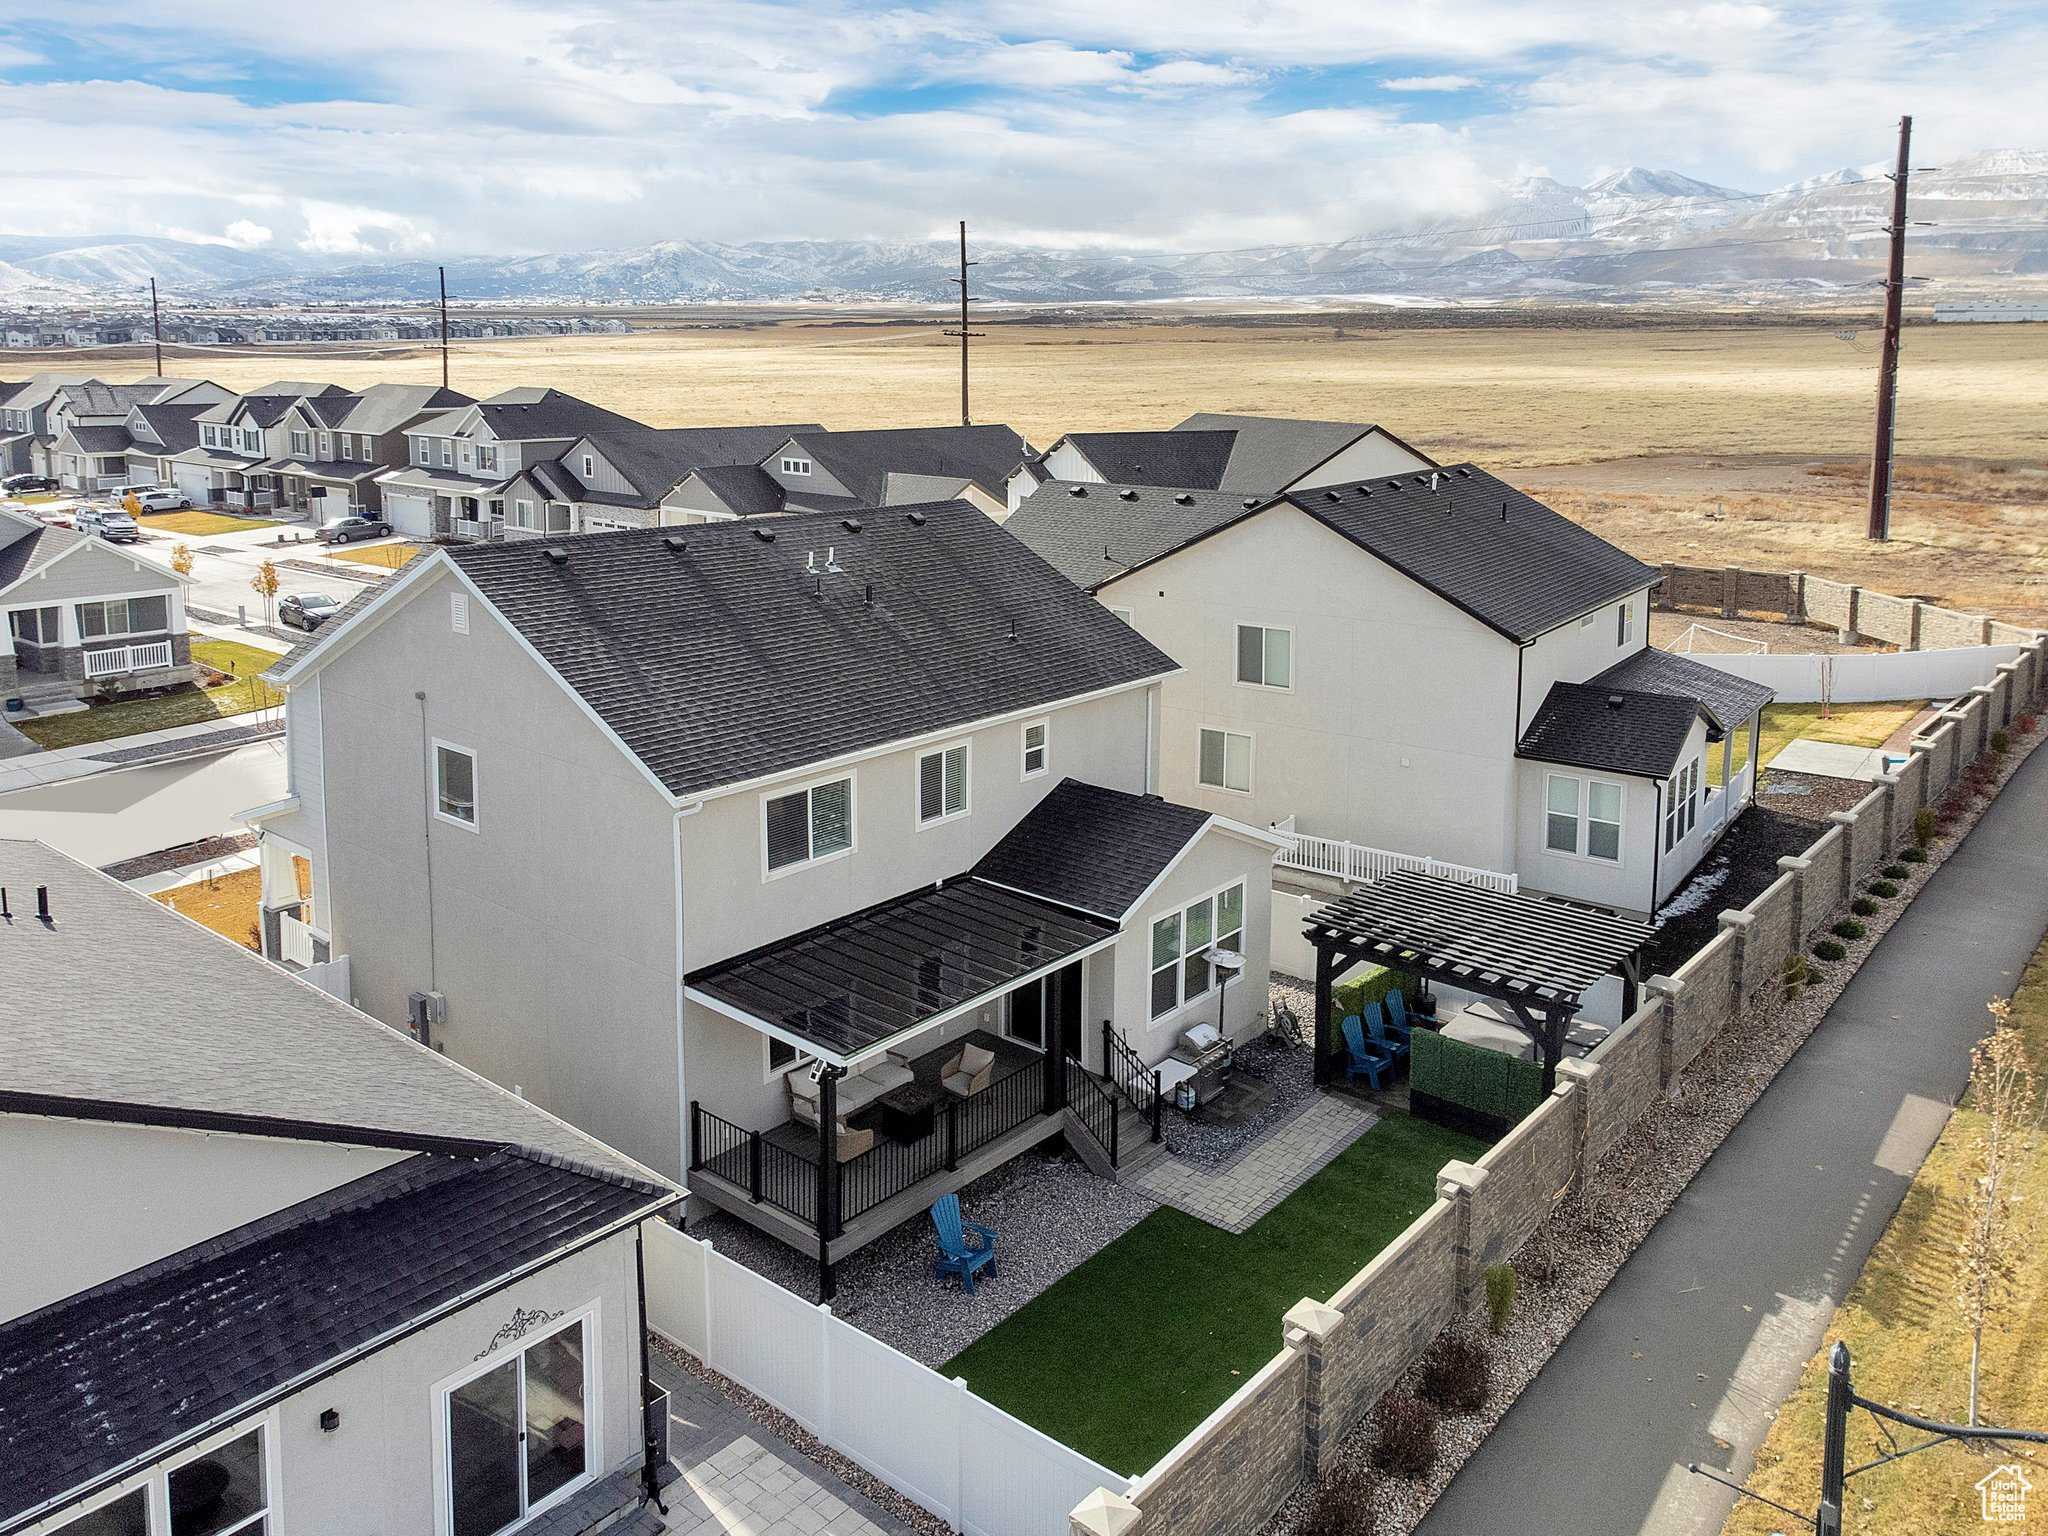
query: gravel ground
1642 799 1841 976
688 1144 1158 1367
1160 976 1320 1171
99 831 257 881
1756 767 1873 822
648 1335 951 1536
1263 718 2043 1536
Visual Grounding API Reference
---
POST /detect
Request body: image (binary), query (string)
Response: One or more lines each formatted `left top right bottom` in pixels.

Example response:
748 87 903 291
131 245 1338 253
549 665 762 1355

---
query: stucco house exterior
263 382 474 517
0 507 194 710
0 838 681 1536
247 504 1282 1294
1006 464 1772 916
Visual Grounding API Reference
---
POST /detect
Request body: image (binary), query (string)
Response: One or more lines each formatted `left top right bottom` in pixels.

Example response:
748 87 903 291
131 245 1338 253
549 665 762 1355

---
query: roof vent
1118 489 1138 501
1069 485 1087 497
1242 497 1258 509
1356 485 1371 497
907 510 927 527
753 527 776 543
1457 467 1472 478
1607 693 1626 709
841 517 863 533
1386 480 1402 491
1173 492 1193 505
1324 489 1341 502
542 545 569 565
1500 501 1509 522
662 533 687 552
1429 472 1442 492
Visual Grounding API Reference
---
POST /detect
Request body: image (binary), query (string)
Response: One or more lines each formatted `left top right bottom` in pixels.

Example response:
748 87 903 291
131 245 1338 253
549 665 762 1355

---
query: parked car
316 515 392 544
73 507 141 543
1 473 59 494
279 592 344 632
128 488 192 513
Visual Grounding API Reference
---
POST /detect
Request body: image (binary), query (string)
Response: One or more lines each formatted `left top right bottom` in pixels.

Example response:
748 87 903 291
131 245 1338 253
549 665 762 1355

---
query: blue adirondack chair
930 1194 998 1294
1387 988 1426 1037
1338 1014 1395 1090
1366 998 1412 1053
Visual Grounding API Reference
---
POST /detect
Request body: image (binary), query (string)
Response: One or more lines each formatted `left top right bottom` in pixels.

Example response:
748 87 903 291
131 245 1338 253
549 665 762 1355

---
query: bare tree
1955 996 2038 1424
250 558 281 630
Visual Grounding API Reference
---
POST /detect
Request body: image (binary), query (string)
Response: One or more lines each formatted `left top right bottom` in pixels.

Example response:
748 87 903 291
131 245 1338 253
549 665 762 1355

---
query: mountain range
3 151 2044 309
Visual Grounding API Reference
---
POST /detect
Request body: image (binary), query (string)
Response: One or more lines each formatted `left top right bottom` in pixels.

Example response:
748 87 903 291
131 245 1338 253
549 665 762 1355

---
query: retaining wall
1653 566 2041 660
1579 1001 1665 1166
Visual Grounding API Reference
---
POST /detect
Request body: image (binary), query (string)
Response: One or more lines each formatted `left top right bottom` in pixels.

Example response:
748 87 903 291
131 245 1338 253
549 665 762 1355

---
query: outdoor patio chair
942 1043 996 1098
1366 999 1412 1057
1387 989 1429 1037
930 1193 998 1294
1338 1015 1395 1090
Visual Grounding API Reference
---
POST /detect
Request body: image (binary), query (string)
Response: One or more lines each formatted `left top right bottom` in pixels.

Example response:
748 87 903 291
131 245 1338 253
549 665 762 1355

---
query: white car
73 507 142 543
129 488 192 513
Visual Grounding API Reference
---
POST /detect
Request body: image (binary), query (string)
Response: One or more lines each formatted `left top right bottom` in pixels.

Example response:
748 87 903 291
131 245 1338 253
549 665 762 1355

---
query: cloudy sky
0 0 2040 257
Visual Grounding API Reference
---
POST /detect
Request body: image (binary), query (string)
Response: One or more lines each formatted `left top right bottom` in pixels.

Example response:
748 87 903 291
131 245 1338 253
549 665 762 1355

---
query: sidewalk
0 713 284 794
1415 741 2048 1536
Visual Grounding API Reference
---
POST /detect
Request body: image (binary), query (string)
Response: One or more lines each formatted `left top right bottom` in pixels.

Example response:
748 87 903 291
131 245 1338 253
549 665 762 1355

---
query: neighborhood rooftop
1516 681 1714 779
1174 411 1434 489
1002 481 1256 592
972 777 1217 920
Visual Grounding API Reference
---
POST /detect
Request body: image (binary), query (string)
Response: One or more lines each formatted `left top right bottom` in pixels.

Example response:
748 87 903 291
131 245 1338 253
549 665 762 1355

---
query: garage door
173 463 212 504
385 493 433 539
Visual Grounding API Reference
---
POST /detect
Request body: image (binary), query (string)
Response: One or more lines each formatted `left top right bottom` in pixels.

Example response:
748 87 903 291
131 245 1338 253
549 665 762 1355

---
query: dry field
32 315 2048 619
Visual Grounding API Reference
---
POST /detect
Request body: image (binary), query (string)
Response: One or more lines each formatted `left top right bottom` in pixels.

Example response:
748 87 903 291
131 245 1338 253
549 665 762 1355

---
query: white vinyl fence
644 1222 1127 1536
1695 644 2023 704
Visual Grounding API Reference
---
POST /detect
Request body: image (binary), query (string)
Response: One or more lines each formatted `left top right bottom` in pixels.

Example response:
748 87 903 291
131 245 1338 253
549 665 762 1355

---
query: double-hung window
290 429 310 456
1236 624 1292 689
1617 598 1633 648
764 776 853 873
434 742 478 828
317 431 331 458
1663 759 1701 850
413 436 431 464
581 453 595 478
917 742 969 825
1021 719 1049 779
1149 882 1246 1020
477 443 499 473
1547 773 1622 862
339 434 354 460
513 498 536 530
440 439 455 467
444 1313 590 1536
1198 727 1252 793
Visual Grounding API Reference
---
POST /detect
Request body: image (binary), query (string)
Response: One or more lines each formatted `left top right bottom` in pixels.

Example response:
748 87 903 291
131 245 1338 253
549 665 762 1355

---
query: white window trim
1146 876 1249 1024
431 737 480 832
1617 598 1634 648
1021 718 1050 781
1543 771 1625 866
781 456 812 476
914 740 972 830
1196 724 1255 795
1108 607 1134 625
1234 622 1294 692
431 1302 602 1536
28 1410 280 1536
759 769 857 881
765 1034 814 1082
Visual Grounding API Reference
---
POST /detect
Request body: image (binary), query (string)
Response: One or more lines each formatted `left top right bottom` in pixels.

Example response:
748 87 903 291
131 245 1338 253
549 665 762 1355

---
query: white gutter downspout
672 800 704 1196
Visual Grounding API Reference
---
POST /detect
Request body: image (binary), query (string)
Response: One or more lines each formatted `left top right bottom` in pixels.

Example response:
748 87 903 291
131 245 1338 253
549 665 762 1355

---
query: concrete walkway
1417 741 2048 1536
0 714 283 794
1132 1094 1378 1232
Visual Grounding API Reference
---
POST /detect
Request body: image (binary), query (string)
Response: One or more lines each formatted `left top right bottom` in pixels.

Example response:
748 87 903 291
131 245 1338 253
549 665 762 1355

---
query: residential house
1005 464 1772 915
0 838 680 1536
173 383 349 510
120 401 211 488
662 425 1030 523
0 506 194 709
33 379 229 491
247 504 1283 1294
1006 412 1434 512
0 375 97 478
265 382 474 517
501 422 818 538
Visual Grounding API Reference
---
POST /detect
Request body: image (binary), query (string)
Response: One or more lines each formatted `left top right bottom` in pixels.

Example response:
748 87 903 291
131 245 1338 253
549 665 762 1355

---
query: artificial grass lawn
138 510 282 537
1711 699 1930 785
1728 935 2048 1535
944 1113 1485 1475
15 638 282 749
324 541 421 569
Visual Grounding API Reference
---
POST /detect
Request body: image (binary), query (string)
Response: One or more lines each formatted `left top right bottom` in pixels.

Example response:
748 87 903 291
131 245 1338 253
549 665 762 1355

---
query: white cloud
1381 75 1484 91
221 220 274 248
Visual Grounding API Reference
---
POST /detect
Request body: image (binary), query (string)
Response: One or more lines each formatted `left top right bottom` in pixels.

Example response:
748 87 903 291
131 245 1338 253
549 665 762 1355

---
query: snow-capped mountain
11 152 2046 308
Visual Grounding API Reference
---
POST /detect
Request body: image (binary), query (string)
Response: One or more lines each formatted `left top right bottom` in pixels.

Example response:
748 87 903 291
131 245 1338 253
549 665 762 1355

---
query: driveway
0 738 288 866
1416 742 2048 1536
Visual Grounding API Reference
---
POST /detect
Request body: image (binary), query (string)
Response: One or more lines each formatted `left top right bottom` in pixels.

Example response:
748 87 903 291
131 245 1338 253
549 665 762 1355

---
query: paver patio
1131 1092 1379 1232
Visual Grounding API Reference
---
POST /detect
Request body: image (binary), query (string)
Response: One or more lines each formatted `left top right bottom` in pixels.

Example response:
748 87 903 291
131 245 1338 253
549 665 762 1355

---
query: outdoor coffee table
875 1082 939 1144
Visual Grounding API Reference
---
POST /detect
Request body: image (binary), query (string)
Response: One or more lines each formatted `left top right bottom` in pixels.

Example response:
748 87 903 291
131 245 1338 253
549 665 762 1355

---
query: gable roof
429 502 1178 799
1280 465 1658 642
972 779 1215 919
0 524 87 591
127 402 207 454
338 382 473 436
1591 646 1776 726
681 461 787 514
785 425 1030 505
55 423 132 454
1059 429 1237 490
471 387 644 442
1004 481 1258 592
1516 682 1712 779
0 1146 664 1527
582 422 822 503
1174 412 1432 488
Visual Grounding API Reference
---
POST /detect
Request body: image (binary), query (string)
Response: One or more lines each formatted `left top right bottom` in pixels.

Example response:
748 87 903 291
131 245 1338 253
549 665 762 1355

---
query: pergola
1304 871 1656 1093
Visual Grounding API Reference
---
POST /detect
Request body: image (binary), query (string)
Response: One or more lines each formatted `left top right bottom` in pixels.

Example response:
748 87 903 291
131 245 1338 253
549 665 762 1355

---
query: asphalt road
1417 741 2048 1536
0 739 288 866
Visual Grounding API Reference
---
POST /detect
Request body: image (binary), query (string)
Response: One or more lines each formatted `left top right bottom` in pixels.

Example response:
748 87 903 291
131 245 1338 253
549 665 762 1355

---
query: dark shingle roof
1517 683 1709 778
591 423 823 503
787 425 1029 505
1592 647 1775 727
685 462 787 514
437 502 1178 798
0 1148 663 1524
128 402 207 454
61 424 132 454
0 522 86 591
1004 481 1257 592
1284 466 1657 642
1059 430 1236 490
973 779 1214 919
1174 412 1430 488
473 387 644 442
338 382 472 436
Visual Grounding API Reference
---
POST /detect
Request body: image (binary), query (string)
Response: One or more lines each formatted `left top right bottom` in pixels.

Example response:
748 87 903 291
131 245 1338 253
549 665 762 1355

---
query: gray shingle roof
0 839 657 1183
684 462 786 514
786 425 1030 505
1283 466 1657 642
973 779 1214 919
472 387 643 442
1003 481 1258 592
1174 412 1431 488
438 502 1179 799
60 424 132 454
0 521 86 592
338 382 472 436
1516 682 1709 778
587 423 823 503
1592 646 1775 727
1058 430 1237 490
128 402 207 454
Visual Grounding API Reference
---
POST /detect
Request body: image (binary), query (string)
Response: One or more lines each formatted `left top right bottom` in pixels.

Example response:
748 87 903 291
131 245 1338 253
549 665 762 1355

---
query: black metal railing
688 1102 817 1226
955 1056 1043 1163
1065 1056 1120 1168
1102 1019 1165 1143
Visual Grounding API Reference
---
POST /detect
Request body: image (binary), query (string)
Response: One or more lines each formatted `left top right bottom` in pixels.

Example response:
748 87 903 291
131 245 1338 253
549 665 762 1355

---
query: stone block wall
1580 1003 1664 1165
1666 931 1736 1075
1735 569 1798 614
1920 604 1993 650
1804 576 1855 631
1119 1349 1310 1536
1658 564 1727 611
1855 589 1918 646
1847 786 1890 881
1893 752 1929 820
1318 1203 1460 1451
1800 826 1846 934
1739 875 1797 1002
1466 1092 1580 1275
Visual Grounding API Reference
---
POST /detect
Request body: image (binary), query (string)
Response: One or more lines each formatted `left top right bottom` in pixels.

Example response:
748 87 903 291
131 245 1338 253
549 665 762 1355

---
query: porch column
1721 730 1733 801
1746 715 1760 801
1043 1020 1064 1116
814 1065 844 1302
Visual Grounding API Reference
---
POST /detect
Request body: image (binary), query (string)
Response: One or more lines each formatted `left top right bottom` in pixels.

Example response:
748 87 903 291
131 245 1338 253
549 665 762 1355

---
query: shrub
1484 1263 1518 1334
2019 712 2038 735
1814 939 1848 962
1419 1332 1491 1416
1783 953 1809 998
1992 729 2011 755
1831 918 1866 940
1913 806 1935 847
1900 846 1928 863
1370 1393 1440 1481
1851 896 1879 917
1882 863 1908 880
1300 1463 1378 1536
1869 880 1899 898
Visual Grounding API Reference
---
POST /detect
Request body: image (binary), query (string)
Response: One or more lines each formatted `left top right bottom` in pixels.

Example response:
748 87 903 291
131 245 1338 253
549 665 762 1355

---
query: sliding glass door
446 1317 588 1536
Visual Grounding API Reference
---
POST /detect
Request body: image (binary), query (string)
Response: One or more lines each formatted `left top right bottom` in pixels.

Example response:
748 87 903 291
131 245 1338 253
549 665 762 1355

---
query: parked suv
316 515 392 544
1 473 59 494
129 488 192 513
279 592 344 632
74 507 142 543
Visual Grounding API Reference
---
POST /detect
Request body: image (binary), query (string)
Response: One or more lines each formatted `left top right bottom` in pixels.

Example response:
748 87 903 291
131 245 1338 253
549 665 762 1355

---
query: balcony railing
1273 817 1519 895
279 912 317 969
83 639 174 679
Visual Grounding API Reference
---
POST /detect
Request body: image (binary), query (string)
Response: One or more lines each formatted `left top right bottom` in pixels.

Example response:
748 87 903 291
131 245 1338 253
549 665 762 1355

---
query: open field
23 316 2048 619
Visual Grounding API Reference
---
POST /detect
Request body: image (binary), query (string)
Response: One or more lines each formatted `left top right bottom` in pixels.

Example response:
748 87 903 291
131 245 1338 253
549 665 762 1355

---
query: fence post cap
1555 1056 1601 1089
1071 1488 1143 1536
1827 809 1860 827
1877 771 1902 788
1908 736 1939 751
1776 854 1812 874
1437 1159 1488 1200
1283 1298 1345 1346
1645 974 1684 999
1717 909 1756 933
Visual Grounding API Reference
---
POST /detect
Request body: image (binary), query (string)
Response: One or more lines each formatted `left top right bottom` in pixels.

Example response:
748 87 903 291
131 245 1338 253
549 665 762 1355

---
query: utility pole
148 278 163 376
438 265 451 390
1866 115 1912 542
943 221 983 426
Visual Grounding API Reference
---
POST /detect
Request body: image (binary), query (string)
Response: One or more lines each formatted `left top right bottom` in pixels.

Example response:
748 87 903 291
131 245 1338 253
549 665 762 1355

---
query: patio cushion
942 1043 996 1098
786 1060 915 1122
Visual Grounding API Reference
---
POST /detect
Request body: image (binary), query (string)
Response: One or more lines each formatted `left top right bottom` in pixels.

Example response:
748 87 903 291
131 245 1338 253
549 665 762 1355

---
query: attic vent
841 517 864 532
542 546 569 565
450 591 469 634
1429 472 1442 492
1068 485 1088 497
1241 497 1258 509
663 533 688 552
1173 493 1193 505
1386 480 1402 491
1607 693 1626 709
1356 485 1371 497
1324 489 1341 502
1456 468 1472 478
1118 489 1138 501
753 527 776 543
907 510 928 527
